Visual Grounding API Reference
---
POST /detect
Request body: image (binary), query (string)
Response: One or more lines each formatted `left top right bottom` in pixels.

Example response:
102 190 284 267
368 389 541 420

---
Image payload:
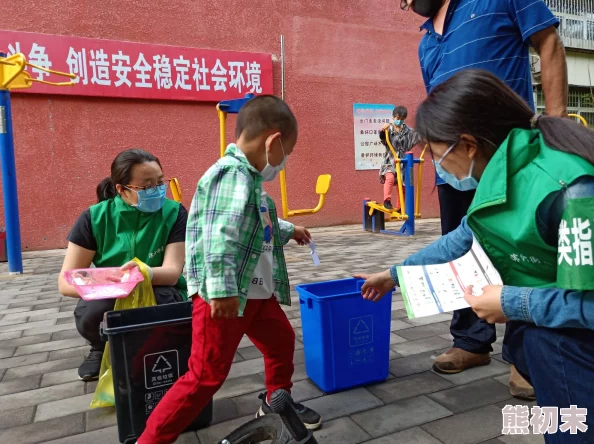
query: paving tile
8 299 61 309
0 330 23 341
0 405 35 429
41 368 80 387
52 329 83 341
362 426 442 444
197 415 253 443
0 348 15 359
2 307 59 320
0 374 41 396
214 374 265 400
435 359 510 386
0 333 52 350
390 334 407 345
421 405 504 444
0 317 29 327
390 336 452 357
390 320 413 331
291 363 309 382
42 425 119 443
49 345 90 361
352 395 452 438
237 335 255 349
0 381 85 412
14 337 86 356
212 398 241 425
22 322 76 336
227 357 265 380
35 393 95 421
0 352 49 370
314 417 371 443
0 307 32 319
3 356 84 380
398 324 451 341
0 412 84 443
406 313 453 326
428 378 513 413
84 406 117 432
0 319 56 333
301 388 384 422
389 349 449 378
85 380 98 394
232 379 323 416
368 371 454 404
237 346 262 361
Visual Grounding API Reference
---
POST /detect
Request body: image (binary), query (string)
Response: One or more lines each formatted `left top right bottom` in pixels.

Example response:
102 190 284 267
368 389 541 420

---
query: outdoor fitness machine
216 93 332 219
0 52 75 274
363 129 427 236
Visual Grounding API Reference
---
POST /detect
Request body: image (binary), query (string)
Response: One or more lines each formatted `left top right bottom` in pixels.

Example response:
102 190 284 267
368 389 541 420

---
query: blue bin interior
297 278 364 300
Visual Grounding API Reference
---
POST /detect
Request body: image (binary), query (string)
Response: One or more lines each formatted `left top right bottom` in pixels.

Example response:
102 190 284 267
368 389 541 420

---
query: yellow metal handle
568 113 588 127
1 53 76 90
415 144 428 218
384 129 405 216
217 105 228 158
170 178 182 202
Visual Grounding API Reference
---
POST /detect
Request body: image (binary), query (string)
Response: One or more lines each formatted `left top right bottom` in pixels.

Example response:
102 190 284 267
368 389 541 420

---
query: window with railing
546 0 594 51
536 85 594 124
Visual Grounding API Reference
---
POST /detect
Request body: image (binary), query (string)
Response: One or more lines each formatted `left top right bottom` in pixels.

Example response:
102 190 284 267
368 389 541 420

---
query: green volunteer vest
89 196 187 299
467 128 594 290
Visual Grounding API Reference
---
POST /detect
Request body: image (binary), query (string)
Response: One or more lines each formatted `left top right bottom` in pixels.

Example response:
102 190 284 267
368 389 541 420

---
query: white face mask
260 138 287 182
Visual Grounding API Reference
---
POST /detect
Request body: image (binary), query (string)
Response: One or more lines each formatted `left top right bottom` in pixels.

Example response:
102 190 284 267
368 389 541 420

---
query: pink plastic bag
63 267 144 301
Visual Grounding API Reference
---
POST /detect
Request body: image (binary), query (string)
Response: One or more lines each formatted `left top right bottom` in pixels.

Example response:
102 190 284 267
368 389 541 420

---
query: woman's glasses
125 181 169 195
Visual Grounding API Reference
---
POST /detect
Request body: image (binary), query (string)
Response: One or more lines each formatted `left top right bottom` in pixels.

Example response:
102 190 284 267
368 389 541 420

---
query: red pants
139 297 295 444
383 172 404 206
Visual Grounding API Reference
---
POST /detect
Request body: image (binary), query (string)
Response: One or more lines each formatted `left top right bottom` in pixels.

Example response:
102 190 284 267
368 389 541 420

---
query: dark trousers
507 323 594 443
438 183 497 354
74 286 183 349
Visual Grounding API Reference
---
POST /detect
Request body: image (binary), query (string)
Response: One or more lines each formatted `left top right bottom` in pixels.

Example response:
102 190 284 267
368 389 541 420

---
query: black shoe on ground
383 199 393 210
78 347 104 381
255 392 322 430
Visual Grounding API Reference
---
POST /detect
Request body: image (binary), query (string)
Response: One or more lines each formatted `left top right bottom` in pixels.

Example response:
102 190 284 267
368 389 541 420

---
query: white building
533 0 594 123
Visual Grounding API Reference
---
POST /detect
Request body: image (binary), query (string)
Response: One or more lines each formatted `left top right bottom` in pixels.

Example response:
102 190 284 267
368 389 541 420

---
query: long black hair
96 149 162 202
415 69 594 165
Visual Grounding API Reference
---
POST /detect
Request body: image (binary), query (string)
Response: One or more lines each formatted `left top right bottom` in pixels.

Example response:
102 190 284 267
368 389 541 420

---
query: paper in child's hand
309 241 320 267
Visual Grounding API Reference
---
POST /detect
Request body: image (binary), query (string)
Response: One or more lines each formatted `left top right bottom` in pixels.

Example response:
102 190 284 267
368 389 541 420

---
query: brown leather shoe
432 347 491 374
509 364 536 401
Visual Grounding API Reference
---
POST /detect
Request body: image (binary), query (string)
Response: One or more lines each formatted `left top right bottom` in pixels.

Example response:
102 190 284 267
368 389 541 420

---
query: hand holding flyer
396 237 503 319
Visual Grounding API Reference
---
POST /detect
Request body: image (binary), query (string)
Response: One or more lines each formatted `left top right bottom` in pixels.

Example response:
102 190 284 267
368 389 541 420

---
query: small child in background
379 106 421 211
138 95 322 444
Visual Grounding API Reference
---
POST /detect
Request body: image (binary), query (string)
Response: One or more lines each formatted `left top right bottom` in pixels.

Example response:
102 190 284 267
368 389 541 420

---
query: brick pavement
0 220 543 443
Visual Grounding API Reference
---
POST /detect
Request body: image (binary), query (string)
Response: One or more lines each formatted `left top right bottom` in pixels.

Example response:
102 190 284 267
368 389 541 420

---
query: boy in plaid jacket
139 95 322 443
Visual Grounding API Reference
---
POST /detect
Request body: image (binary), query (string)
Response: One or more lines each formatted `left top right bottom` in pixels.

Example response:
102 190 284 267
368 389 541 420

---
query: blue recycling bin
296 278 393 393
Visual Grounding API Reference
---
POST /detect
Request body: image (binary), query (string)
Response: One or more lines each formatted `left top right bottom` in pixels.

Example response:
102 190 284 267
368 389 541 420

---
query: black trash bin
102 301 213 444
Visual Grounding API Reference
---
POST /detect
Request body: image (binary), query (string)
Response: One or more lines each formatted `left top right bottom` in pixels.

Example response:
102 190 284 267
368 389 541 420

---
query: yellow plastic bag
90 259 157 409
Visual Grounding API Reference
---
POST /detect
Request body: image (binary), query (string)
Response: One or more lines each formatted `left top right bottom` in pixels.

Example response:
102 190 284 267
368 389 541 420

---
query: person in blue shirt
357 69 594 443
400 0 568 396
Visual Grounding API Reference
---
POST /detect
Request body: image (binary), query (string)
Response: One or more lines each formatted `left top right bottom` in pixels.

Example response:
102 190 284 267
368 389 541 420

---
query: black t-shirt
67 204 188 251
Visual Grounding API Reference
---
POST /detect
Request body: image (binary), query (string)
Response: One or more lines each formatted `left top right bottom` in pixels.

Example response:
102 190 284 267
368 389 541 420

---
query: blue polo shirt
419 0 558 184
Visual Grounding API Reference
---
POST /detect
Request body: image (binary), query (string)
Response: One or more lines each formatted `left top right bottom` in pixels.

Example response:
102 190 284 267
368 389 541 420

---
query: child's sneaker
256 392 322 430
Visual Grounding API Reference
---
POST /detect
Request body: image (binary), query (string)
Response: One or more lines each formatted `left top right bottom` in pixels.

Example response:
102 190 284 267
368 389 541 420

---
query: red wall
1 0 439 251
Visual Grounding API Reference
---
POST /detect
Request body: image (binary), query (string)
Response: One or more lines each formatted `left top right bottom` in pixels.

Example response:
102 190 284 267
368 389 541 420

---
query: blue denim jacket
389 176 594 330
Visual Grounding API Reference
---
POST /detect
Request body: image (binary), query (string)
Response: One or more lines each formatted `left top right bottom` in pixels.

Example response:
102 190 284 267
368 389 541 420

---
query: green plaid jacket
186 144 295 316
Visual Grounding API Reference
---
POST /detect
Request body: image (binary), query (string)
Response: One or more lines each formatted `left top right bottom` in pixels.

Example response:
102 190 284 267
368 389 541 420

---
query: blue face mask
433 143 479 191
127 184 167 213
393 120 403 126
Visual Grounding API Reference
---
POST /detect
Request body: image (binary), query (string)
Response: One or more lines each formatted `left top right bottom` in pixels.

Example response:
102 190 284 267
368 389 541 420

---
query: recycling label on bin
349 315 373 347
144 350 180 390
